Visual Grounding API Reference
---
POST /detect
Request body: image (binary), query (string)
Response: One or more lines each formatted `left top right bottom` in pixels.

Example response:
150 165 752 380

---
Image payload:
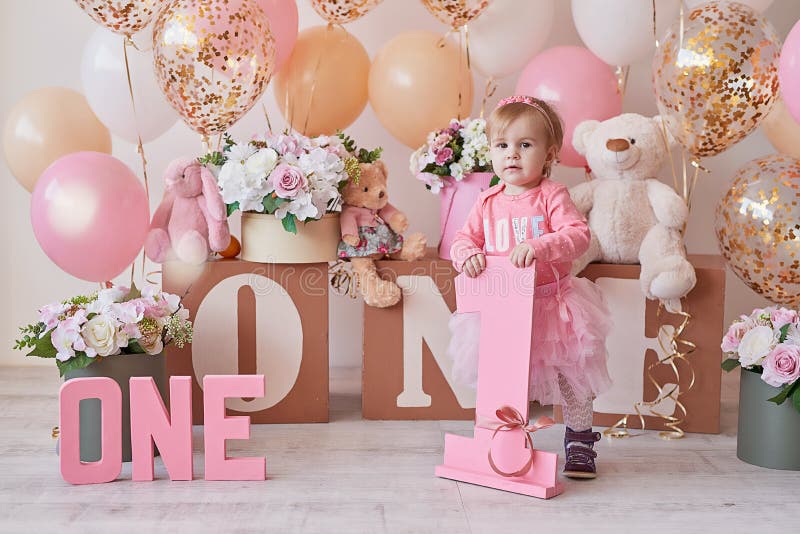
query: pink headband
496 95 556 139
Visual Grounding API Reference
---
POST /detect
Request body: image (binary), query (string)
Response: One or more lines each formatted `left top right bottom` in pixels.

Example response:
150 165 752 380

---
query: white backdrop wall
2 0 796 368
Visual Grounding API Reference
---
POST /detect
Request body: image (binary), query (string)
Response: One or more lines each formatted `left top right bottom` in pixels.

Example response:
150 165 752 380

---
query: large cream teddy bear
569 113 696 301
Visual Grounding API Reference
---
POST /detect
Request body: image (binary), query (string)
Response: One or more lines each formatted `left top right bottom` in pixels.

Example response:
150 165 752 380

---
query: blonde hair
486 98 564 177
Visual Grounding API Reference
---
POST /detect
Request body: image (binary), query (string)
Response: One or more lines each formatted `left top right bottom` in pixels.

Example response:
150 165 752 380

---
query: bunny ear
199 165 226 221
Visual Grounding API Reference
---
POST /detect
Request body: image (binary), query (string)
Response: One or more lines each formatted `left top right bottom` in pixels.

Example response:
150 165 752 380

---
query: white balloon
572 0 681 67
80 27 177 144
684 0 773 12
469 0 555 79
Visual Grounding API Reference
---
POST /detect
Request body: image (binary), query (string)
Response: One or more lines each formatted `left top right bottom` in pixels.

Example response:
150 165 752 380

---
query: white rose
737 325 777 367
81 315 121 358
245 148 279 176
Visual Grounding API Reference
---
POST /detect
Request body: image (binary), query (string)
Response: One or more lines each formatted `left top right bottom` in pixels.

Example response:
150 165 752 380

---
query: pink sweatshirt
450 178 590 286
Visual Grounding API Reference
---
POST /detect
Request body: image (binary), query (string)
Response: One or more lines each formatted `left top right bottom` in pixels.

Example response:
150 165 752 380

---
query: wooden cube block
163 258 329 424
363 248 476 420
555 254 726 434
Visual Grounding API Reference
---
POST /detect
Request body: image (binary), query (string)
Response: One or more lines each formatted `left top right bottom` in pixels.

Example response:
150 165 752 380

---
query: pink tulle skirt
447 275 613 405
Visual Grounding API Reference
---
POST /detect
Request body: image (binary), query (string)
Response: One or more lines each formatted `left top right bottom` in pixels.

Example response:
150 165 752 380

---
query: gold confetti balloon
74 0 162 37
653 2 780 158
420 0 490 28
152 0 276 136
715 155 800 307
310 0 383 24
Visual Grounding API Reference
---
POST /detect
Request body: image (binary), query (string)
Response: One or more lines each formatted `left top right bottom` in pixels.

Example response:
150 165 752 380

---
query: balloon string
123 36 151 288
480 76 497 119
461 23 472 121
615 65 630 98
652 0 659 47
302 23 337 135
262 102 273 134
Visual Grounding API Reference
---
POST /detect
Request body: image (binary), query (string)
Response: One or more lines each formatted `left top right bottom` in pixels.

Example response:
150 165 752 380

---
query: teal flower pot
64 353 167 462
737 368 800 471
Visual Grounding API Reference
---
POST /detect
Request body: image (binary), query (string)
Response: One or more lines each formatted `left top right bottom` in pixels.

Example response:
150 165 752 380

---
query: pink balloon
31 152 150 282
515 46 622 168
255 0 298 72
779 20 800 125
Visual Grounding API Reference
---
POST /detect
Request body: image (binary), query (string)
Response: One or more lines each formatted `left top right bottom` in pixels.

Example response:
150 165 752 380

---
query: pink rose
721 320 753 353
762 344 800 387
269 164 308 198
770 307 798 330
435 147 454 165
432 132 452 150
272 134 303 156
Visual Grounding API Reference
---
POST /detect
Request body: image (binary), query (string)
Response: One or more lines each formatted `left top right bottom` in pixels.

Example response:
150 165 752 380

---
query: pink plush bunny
145 158 230 265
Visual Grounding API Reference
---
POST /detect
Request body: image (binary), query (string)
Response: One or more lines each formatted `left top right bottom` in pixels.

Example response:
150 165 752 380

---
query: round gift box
241 212 341 264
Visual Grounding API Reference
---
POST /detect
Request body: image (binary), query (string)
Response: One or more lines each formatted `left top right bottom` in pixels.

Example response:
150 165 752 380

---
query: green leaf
26 333 57 359
226 201 240 217
779 324 790 343
721 358 741 372
767 382 797 405
126 340 146 354
122 283 141 302
261 195 285 214
793 387 800 415
489 175 500 187
281 214 297 234
56 352 98 377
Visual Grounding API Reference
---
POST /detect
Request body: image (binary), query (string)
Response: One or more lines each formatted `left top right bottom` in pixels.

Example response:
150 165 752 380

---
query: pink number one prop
435 258 563 498
59 377 122 485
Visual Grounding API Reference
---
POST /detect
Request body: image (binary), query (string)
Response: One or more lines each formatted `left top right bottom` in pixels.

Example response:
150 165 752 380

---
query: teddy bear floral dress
337 204 405 258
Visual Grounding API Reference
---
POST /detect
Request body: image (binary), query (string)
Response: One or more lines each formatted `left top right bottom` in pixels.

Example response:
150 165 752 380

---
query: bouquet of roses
410 117 493 194
721 306 800 413
202 131 380 234
14 285 193 376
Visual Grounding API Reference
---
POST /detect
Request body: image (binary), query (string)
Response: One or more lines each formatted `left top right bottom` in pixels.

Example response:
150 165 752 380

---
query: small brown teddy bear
338 160 427 307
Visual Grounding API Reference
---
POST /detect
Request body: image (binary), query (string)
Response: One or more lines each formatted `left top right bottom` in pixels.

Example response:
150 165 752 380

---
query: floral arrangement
14 285 193 376
410 117 493 194
201 131 381 234
721 306 800 413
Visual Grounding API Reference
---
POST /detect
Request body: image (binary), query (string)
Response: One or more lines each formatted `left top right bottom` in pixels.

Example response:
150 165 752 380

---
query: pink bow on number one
479 406 555 478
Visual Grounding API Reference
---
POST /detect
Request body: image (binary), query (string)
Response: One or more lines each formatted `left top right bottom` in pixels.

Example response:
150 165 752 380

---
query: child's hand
463 253 486 278
510 243 535 268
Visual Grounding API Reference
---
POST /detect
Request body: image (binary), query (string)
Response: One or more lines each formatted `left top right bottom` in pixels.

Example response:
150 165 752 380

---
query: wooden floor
1 366 798 533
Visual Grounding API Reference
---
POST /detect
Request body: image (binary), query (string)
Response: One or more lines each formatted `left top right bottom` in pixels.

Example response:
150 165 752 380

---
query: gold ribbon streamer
476 407 554 477
604 299 696 440
145 269 163 286
52 426 60 439
329 260 359 298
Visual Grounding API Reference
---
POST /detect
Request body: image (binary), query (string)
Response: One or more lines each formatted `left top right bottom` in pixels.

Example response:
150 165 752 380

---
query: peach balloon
762 99 800 158
369 31 473 149
3 87 112 192
273 25 370 136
